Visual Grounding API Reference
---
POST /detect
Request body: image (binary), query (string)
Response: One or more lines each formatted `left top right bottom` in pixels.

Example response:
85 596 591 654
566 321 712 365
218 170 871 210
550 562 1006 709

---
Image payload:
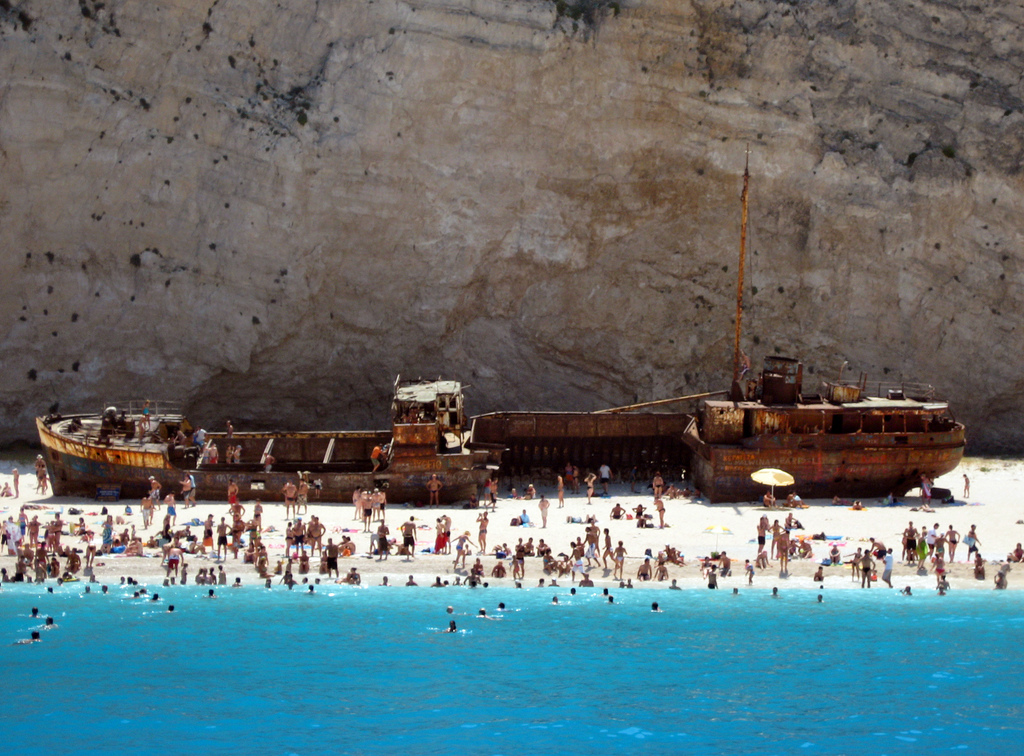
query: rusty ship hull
683 418 966 502
468 411 692 480
682 357 966 502
36 381 496 504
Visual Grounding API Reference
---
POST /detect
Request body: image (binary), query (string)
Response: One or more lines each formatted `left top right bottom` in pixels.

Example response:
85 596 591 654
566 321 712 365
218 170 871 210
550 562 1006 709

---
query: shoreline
2 456 1022 593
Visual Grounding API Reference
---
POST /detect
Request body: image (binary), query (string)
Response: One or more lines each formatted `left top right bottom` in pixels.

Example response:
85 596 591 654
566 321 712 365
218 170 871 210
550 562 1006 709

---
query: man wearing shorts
400 517 417 560
216 518 229 559
181 473 196 507
324 539 339 578
282 480 297 519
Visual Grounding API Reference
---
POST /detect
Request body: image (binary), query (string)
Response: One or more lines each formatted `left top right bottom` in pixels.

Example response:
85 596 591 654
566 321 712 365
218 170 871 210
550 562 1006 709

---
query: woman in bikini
477 511 489 555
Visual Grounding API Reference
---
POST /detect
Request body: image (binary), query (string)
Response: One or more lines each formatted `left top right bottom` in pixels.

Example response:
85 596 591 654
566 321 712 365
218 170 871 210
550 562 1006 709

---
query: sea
2 583 1022 755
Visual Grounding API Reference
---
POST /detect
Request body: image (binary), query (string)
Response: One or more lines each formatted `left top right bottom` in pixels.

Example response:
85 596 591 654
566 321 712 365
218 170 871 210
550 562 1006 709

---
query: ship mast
732 147 750 384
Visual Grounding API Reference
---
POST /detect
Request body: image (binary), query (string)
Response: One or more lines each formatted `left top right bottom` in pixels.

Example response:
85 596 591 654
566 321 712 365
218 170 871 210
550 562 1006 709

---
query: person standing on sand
181 473 196 507
164 494 177 527
652 472 664 498
227 477 239 510
963 473 970 499
538 495 549 528
859 551 875 588
426 474 443 507
376 522 390 560
756 516 769 560
557 476 565 508
964 525 981 562
882 549 894 588
325 539 340 577
599 463 612 496
903 522 918 563
946 525 960 562
654 497 667 528
400 517 417 560
35 455 48 494
297 476 310 516
12 468 19 498
776 529 790 574
216 518 229 559
142 497 154 530
601 528 613 569
477 511 489 553
452 531 476 569
282 479 297 520
584 473 596 504
613 541 627 580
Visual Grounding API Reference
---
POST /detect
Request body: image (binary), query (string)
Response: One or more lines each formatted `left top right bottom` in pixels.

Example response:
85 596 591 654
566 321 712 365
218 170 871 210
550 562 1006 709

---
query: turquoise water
3 584 1023 755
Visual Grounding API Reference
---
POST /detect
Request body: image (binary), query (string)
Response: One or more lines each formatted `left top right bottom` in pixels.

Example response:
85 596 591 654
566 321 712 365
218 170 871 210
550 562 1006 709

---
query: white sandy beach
1 457 1021 592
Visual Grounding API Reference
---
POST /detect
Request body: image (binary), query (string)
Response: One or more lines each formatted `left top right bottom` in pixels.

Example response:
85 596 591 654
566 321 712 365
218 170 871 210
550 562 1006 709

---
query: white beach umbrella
703 524 733 551
751 468 795 498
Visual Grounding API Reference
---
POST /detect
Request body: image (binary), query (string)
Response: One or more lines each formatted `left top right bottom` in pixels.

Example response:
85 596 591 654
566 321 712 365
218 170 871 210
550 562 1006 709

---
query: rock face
0 0 1021 449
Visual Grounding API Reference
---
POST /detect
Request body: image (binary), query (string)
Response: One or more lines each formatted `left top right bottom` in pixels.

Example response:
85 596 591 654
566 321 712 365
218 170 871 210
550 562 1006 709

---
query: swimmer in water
446 621 457 633
771 587 780 598
552 596 559 605
44 617 57 629
167 605 175 612
206 589 216 599
651 602 662 613
16 631 42 644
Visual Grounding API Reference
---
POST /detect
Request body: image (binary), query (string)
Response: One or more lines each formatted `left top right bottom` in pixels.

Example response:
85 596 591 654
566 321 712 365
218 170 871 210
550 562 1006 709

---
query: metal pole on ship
732 148 750 385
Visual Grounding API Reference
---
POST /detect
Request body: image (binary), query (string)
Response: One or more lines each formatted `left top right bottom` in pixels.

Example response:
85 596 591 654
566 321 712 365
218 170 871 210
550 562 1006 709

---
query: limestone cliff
0 0 1021 449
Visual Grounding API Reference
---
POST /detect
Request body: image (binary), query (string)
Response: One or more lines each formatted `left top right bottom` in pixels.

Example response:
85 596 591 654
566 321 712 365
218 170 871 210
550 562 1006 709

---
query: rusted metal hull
683 421 966 502
469 411 691 478
37 417 490 504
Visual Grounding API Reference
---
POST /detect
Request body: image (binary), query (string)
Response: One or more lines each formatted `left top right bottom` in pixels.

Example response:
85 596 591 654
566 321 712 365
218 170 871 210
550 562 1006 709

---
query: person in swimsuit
946 525 960 562
964 525 981 561
400 518 417 560
612 541 627 580
376 522 390 560
452 531 476 569
426 475 443 507
282 480 297 519
165 543 183 577
477 511 489 554
216 518 230 559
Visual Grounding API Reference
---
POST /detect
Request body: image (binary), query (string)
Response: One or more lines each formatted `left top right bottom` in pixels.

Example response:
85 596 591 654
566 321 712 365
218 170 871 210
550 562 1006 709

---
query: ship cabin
704 356 960 445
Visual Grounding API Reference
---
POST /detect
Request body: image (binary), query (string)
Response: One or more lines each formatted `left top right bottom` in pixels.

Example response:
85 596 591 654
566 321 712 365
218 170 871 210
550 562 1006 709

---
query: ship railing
865 382 936 401
114 400 186 418
831 381 937 401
